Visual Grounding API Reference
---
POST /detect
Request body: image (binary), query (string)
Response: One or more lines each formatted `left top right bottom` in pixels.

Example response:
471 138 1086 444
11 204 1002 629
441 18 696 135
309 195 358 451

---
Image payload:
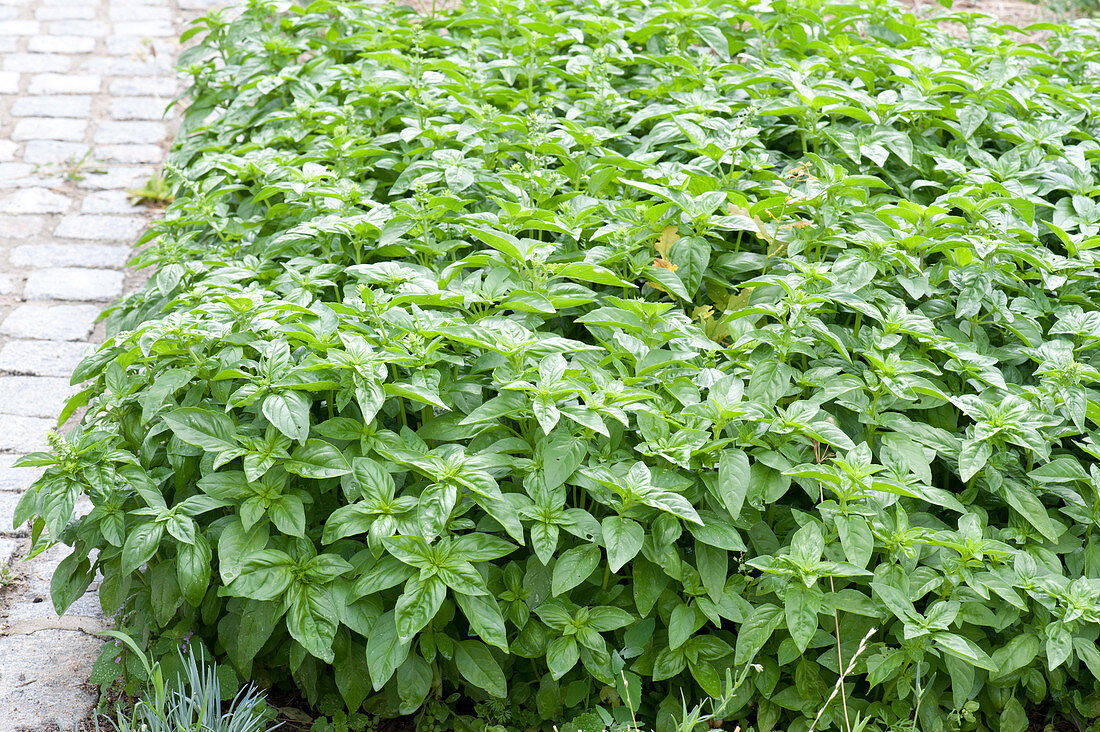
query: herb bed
18 1 1100 731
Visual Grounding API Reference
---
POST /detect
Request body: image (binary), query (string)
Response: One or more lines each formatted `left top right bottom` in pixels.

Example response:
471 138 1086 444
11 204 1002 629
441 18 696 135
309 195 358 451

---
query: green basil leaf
551 544 601 597
454 640 506 697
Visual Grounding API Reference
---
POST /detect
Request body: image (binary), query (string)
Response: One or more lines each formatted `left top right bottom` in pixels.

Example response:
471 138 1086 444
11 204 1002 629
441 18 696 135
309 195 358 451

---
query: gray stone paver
0 187 70 214
109 96 169 120
12 117 87 141
76 164 153 190
0 629 101 726
81 57 168 77
0 339 90 377
27 73 100 95
0 215 44 238
46 20 111 37
109 7 174 22
106 36 176 58
27 35 98 55
109 76 176 96
2 53 72 73
10 95 93 117
21 139 90 164
53 213 146 240
80 190 142 214
0 491 29 536
11 243 130 268
35 8 98 21
1 21 41 37
6 547 102 620
0 304 102 340
0 0 209 724
0 415 52 453
101 143 164 163
94 119 167 144
0 376 76 418
24 267 124 300
0 455 43 492
0 538 18 567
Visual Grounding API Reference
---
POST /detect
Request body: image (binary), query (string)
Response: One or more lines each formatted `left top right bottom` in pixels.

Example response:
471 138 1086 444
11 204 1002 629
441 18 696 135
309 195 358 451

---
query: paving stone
108 76 176 96
21 140 90 164
23 268 125 301
0 180 35 192
2 53 71 73
11 117 87 142
109 95 168 120
75 493 94 519
10 94 91 118
100 143 163 163
0 304 101 341
0 492 27 535
0 376 75 418
0 161 30 179
0 187 71 214
0 178 28 191
7 552 102 619
113 20 175 37
46 19 110 36
10 243 129 268
108 5 172 22
0 414 52 452
53 214 144 240
80 190 141 214
94 120 166 144
80 56 167 76
0 215 45 239
0 629 101 728
0 340 91 378
0 70 16 93
75 165 151 190
0 273 15 295
1 20 39 35
105 35 175 57
0 538 19 566
27 72 100 94
35 5 97 19
27 35 98 54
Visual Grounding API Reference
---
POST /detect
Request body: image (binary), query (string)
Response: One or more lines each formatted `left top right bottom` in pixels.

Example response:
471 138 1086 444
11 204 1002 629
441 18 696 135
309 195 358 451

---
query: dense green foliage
18 0 1100 730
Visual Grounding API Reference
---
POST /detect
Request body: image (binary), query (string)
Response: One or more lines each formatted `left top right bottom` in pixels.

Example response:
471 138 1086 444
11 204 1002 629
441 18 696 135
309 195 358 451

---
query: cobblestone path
0 0 215 728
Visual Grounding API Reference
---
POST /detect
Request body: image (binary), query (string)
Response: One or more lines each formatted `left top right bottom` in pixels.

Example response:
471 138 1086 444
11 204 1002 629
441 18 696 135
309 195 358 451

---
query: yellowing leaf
656 225 680 259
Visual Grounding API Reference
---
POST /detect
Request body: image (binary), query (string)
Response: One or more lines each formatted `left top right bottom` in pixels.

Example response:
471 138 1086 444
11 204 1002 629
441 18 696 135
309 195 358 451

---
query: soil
902 0 1079 41
914 0 1053 26
1026 703 1084 732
